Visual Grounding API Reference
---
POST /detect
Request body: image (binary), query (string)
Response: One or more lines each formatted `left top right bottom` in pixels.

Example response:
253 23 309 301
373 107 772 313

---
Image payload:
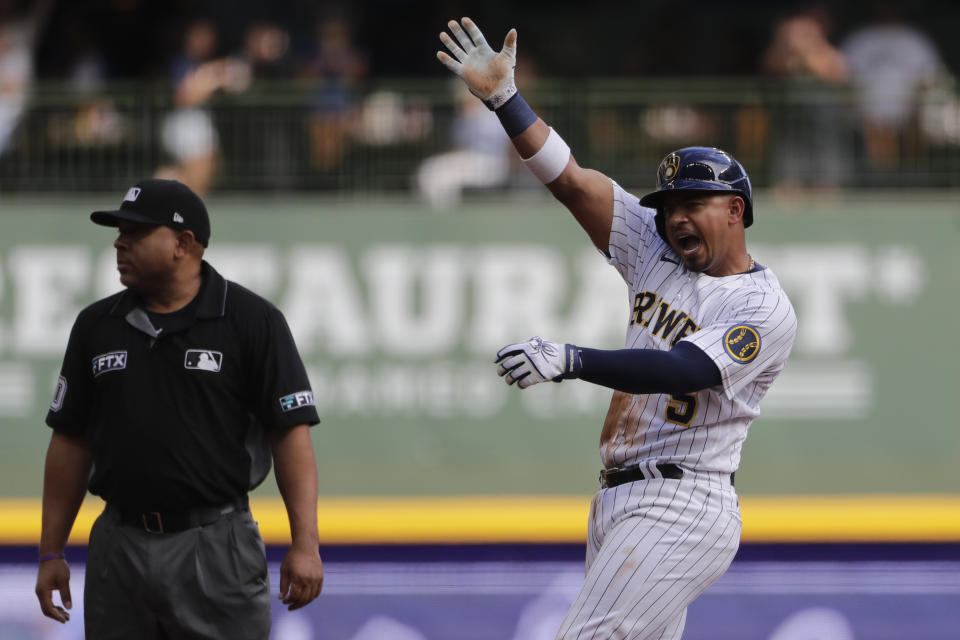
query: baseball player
437 18 797 639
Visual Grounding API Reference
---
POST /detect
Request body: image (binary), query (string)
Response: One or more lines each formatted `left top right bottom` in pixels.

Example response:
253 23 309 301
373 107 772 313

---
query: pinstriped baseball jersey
602 181 797 473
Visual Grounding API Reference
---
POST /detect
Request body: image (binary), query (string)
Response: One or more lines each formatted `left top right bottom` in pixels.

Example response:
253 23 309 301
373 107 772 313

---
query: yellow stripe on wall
740 495 960 542
2 495 959 545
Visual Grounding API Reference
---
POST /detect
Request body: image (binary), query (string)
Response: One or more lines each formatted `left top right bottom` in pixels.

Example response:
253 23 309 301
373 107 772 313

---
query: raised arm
437 17 613 253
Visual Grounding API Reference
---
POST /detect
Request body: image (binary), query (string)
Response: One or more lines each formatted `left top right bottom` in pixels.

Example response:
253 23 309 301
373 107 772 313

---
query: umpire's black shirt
46 261 320 510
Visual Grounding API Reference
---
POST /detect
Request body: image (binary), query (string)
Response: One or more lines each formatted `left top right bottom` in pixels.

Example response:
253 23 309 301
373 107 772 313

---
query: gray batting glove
496 337 582 389
436 17 518 109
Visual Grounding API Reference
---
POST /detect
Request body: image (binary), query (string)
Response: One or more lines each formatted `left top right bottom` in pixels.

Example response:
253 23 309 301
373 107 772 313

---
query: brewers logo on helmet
660 153 681 182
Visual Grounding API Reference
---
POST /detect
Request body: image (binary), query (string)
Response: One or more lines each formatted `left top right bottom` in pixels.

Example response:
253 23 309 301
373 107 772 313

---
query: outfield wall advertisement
0 195 956 498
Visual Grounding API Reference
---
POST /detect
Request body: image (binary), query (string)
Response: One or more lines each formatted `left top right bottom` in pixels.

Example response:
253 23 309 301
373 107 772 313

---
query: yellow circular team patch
723 324 761 363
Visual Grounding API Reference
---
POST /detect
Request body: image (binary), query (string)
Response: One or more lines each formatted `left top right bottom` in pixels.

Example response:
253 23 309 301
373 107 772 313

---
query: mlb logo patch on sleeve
184 349 223 372
280 390 315 412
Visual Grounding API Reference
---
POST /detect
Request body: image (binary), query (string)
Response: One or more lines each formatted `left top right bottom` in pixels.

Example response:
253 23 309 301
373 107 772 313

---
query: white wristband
522 127 571 184
483 84 517 110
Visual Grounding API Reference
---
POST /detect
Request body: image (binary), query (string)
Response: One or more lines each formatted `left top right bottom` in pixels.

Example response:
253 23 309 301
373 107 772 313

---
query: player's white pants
556 471 740 640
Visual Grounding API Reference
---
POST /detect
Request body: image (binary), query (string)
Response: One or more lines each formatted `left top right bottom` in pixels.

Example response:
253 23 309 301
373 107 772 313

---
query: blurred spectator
243 21 295 78
236 20 298 188
156 18 250 195
300 15 368 171
919 78 960 147
762 5 851 191
49 20 126 149
354 89 431 150
0 0 52 157
415 81 512 211
841 3 947 170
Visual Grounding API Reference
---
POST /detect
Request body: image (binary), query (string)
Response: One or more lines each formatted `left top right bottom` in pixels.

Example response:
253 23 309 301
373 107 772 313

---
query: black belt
599 463 684 489
599 464 735 489
112 495 249 534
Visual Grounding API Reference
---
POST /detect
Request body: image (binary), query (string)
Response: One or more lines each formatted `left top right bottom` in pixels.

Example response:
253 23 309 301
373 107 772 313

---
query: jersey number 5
665 393 698 426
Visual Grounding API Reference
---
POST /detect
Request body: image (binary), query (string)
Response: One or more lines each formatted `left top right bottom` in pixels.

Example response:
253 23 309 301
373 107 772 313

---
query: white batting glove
436 17 518 110
495 337 581 389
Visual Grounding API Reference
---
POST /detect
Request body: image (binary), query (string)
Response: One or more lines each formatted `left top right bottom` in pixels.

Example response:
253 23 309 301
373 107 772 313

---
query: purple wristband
39 552 65 564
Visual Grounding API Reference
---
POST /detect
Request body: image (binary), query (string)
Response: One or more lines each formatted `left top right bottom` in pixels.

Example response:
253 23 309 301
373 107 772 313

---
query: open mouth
676 234 701 257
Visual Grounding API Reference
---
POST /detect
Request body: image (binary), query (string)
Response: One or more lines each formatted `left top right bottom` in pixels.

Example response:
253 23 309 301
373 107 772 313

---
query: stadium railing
1 77 958 192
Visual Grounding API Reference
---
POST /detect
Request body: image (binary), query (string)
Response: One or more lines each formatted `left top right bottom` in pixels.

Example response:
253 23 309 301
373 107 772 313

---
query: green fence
0 192 956 498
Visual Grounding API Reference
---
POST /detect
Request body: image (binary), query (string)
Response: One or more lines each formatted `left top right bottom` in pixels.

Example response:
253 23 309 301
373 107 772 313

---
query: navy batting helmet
639 147 753 241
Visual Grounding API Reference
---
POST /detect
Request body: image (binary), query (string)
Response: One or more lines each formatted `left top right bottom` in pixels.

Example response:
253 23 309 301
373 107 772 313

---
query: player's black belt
111 495 249 534
599 463 684 489
599 464 735 488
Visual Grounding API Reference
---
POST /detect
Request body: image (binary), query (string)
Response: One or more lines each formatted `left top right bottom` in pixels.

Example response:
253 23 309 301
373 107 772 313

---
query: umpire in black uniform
35 179 324 638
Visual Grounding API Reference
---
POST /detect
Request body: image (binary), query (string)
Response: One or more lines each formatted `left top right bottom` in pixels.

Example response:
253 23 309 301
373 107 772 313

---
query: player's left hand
496 337 581 389
278 544 324 611
437 17 517 109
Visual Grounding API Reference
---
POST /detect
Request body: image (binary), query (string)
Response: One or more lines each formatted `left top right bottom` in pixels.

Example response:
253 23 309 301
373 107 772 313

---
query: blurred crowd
1 0 376 193
759 2 954 192
0 0 958 197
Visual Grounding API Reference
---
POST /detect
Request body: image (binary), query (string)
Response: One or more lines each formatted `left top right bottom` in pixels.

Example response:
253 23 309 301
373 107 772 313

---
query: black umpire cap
91 179 211 247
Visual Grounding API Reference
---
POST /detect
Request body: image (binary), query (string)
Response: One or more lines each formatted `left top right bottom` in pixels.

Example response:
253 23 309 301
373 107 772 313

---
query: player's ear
728 195 745 226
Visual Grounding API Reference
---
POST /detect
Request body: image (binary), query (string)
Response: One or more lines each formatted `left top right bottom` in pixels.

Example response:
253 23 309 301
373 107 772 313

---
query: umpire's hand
278 544 324 611
36 557 72 623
